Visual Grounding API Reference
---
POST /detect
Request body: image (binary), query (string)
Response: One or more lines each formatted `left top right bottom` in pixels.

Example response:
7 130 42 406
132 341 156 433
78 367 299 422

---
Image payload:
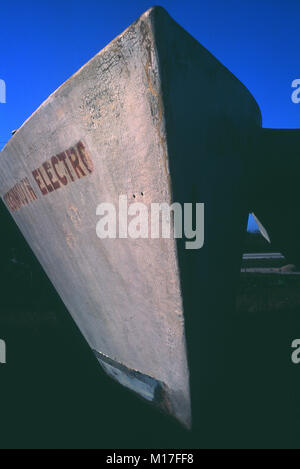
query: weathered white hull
0 7 261 428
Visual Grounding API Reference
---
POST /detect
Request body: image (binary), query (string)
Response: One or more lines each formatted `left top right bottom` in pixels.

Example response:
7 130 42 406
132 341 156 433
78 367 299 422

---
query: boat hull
0 7 261 428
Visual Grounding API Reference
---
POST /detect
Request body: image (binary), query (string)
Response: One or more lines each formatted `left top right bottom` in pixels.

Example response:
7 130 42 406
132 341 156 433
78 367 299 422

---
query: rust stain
67 205 82 228
56 107 65 119
65 232 75 248
140 21 172 197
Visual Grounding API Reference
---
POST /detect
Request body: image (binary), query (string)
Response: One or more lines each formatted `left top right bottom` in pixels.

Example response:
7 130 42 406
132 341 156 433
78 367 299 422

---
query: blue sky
1 0 300 231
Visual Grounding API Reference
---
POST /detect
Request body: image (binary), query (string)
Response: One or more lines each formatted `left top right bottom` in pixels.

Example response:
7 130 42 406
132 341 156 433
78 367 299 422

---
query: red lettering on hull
3 178 38 212
34 141 94 196
2 141 94 212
